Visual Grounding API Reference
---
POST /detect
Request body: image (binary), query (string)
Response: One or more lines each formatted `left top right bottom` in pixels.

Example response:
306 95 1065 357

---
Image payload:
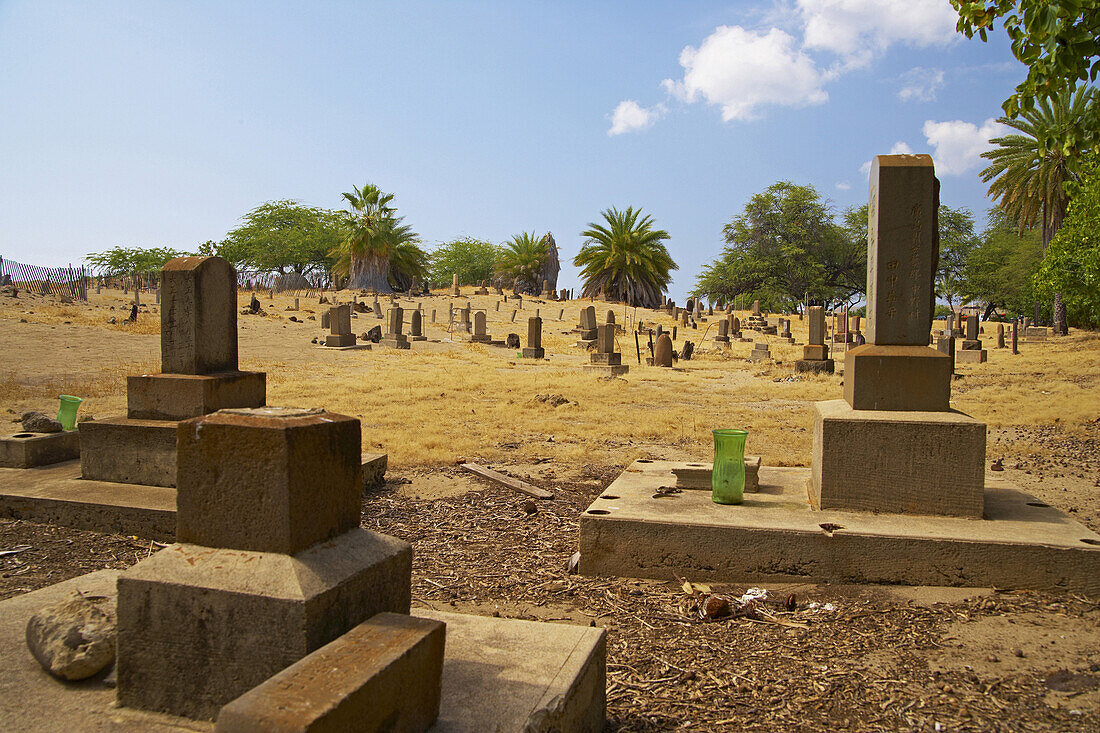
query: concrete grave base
0 571 606 733
325 333 357 348
794 359 835 374
410 335 427 341
521 347 545 359
0 430 80 468
79 417 179 487
0 454 388 541
812 400 985 517
117 530 414 720
583 364 629 376
956 349 988 364
380 338 411 350
579 460 1100 593
126 372 266 421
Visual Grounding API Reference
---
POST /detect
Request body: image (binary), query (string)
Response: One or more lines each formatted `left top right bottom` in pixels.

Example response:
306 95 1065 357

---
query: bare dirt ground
2 286 1099 731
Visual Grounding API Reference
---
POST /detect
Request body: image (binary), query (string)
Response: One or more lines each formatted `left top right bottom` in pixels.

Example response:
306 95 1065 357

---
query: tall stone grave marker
957 314 988 364
812 154 985 518
470 311 492 343
586 323 628 375
410 309 427 341
522 316 545 358
451 273 460 297
653 333 673 367
382 307 410 349
795 306 834 373
325 304 357 347
80 257 266 487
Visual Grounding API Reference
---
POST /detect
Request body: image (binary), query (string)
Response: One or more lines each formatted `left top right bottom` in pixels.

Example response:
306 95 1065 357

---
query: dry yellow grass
2 286 1097 471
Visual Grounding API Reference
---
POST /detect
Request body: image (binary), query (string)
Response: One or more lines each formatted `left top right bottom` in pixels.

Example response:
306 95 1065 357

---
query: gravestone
80 257 267 488
373 298 382 319
586 323 627 374
653 333 673 367
410 309 427 341
796 306 834 373
957 314 988 364
470 311 492 343
451 273 460 297
382 307 410 349
325 304 357 348
748 341 771 362
715 319 730 344
996 323 1005 349
752 300 761 316
577 305 597 346
813 154 985 518
521 317 545 358
116 407 418 720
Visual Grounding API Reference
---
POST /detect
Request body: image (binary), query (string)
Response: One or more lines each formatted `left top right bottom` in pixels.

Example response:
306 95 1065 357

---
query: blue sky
0 1 1024 302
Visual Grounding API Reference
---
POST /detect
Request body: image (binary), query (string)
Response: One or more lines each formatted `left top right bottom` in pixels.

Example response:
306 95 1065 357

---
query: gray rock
26 592 117 680
21 411 63 433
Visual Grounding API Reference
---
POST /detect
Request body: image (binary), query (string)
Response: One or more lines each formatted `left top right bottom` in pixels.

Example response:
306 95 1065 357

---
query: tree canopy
1034 159 1100 326
496 232 551 295
959 207 1045 317
208 200 343 279
952 1 1100 129
695 182 864 311
428 237 500 287
331 183 424 292
86 246 192 282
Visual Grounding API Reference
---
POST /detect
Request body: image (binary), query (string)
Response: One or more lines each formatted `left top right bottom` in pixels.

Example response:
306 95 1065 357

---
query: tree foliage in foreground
1034 160 1100 327
695 182 864 311
427 237 500 287
952 1 1100 130
575 206 676 308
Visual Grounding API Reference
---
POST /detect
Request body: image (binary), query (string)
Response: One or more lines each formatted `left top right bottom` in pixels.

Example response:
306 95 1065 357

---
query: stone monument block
844 345 951 412
176 408 361 554
865 155 938 346
653 334 673 367
811 399 985 517
522 316 545 358
161 257 237 375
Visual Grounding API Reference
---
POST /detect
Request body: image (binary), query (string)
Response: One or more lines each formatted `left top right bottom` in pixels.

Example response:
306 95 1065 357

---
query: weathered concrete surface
117 531 413 720
417 610 606 733
215 613 445 732
956 349 988 364
0 455 388 542
582 364 629 376
79 417 178 487
843 345 952 412
812 400 985 517
0 461 176 540
127 372 266 421
579 460 1100 593
0 573 605 733
0 430 80 468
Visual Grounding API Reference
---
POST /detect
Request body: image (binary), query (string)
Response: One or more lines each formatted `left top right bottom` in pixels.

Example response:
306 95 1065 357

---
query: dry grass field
3 285 1100 730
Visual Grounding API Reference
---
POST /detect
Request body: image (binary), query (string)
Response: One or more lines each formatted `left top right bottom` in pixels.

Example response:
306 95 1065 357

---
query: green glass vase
712 429 748 505
57 395 83 431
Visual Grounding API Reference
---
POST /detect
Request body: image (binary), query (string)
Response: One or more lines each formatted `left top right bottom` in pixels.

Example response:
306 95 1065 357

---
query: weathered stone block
176 408 361 554
794 359 835 374
521 347 545 359
161 257 238 375
589 352 621 365
956 349 987 364
79 417 178 487
127 372 266 420
215 613 444 733
811 399 985 517
325 333 357 347
802 344 829 361
116 530 413 720
0 430 80 468
865 155 938 346
844 344 951 412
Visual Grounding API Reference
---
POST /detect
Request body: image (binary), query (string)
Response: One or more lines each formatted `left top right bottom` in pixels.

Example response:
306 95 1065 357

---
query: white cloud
607 100 664 135
922 118 1007 175
897 67 944 102
835 182 851 190
798 0 958 67
661 25 827 121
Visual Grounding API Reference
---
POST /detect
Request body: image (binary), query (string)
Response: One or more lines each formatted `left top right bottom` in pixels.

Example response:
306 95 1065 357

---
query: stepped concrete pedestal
578 460 1100 593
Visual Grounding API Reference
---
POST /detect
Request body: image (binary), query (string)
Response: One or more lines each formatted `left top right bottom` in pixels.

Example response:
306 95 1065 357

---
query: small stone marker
715 319 730 343
748 341 772 362
381 307 410 349
325 304 357 347
996 323 1005 349
796 306 834 373
957 314 988 364
653 333 673 367
451 273 460 296
409 309 427 341
522 316 545 358
471 311 491 343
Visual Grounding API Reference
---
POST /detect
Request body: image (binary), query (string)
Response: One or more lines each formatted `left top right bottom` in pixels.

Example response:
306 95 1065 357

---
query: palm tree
495 232 549 295
331 183 417 292
980 86 1097 333
388 236 429 292
575 207 676 307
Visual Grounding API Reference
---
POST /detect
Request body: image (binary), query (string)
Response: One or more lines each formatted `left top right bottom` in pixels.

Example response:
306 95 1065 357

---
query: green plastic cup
57 395 83 431
712 428 748 505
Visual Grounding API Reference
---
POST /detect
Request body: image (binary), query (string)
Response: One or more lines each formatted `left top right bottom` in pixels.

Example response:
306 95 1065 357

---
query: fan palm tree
331 183 416 292
979 86 1097 333
495 232 549 295
575 207 676 307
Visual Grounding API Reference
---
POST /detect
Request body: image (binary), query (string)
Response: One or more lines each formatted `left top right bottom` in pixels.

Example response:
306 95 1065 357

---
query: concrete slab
312 344 372 351
0 454 388 541
0 430 80 468
0 572 605 733
579 460 1100 593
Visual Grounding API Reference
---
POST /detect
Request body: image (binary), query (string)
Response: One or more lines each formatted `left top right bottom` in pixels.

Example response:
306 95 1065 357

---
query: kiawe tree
574 206 675 308
1034 159 1100 327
